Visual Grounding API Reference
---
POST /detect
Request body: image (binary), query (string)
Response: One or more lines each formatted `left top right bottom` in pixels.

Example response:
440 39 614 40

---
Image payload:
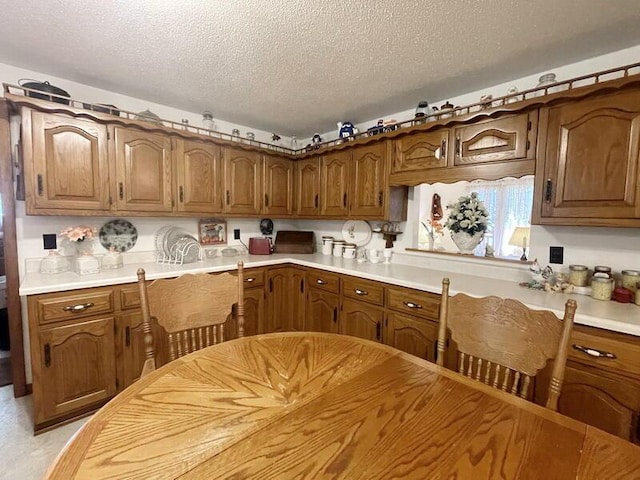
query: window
417 176 534 259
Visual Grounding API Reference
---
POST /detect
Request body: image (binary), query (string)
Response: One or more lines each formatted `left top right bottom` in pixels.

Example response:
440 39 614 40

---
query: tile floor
0 385 88 480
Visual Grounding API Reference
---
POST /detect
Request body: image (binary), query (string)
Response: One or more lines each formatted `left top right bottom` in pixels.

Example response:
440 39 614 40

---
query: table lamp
508 226 530 261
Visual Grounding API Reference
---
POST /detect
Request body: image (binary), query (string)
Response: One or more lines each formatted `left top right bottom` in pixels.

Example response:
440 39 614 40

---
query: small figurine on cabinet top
271 133 281 142
337 121 358 140
383 119 399 133
312 133 322 148
367 119 385 136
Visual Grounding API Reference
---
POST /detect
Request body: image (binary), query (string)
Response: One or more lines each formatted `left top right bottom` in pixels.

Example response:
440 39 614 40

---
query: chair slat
466 355 474 377
511 371 521 395
475 358 483 381
502 368 511 391
520 375 531 399
458 353 466 375
493 364 501 389
483 361 492 385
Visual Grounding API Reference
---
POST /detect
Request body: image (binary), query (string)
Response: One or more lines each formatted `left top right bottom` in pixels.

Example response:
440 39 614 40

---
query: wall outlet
234 229 241 240
549 246 564 264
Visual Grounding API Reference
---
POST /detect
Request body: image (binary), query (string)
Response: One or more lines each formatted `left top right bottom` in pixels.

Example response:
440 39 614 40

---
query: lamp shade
508 226 530 249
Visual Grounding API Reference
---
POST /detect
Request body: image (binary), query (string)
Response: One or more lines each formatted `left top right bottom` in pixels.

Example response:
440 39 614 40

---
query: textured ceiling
1 1 640 137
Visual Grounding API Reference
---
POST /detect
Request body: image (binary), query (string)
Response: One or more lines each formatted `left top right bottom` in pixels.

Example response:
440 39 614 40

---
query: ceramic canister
333 240 346 257
343 243 356 259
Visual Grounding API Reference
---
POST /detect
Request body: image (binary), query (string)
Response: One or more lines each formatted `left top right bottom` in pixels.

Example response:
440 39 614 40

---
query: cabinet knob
245 277 255 283
62 302 94 312
572 344 616 359
316 279 327 285
354 288 368 296
403 301 423 309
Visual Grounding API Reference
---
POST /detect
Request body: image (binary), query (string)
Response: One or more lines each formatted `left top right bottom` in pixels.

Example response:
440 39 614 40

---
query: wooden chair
436 278 577 411
137 261 245 377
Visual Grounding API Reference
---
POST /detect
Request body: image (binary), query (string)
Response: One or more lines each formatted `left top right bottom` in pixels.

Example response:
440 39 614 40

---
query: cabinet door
536 362 640 444
306 288 339 333
341 299 383 342
265 268 291 333
120 311 146 389
290 268 306 331
350 142 388 218
244 287 264 336
27 110 110 211
537 90 640 221
223 148 262 215
386 311 438 362
295 157 321 216
174 138 221 213
393 130 448 172
113 127 173 212
320 151 350 216
36 317 116 424
452 112 536 165
263 156 293 215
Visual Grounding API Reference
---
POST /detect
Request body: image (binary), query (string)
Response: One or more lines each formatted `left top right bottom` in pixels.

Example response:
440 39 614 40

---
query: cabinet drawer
569 326 640 379
35 289 115 325
119 286 141 310
307 269 340 294
243 268 265 288
342 276 384 306
386 285 440 319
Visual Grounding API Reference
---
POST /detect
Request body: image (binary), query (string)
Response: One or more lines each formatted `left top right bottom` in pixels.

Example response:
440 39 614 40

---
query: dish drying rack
155 226 203 265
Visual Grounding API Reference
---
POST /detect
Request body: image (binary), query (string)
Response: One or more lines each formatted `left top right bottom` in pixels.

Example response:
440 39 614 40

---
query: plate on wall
341 220 372 246
99 219 138 252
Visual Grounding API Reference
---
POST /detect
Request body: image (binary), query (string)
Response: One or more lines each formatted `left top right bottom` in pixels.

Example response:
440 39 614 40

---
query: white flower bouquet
444 192 489 236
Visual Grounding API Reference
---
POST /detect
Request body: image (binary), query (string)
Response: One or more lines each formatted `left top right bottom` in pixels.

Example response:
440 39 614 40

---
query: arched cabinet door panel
26 109 110 212
536 90 640 222
113 127 173 212
223 148 262 215
174 138 221 213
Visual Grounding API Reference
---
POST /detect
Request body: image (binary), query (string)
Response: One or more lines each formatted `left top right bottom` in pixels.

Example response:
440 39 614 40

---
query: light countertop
20 253 640 337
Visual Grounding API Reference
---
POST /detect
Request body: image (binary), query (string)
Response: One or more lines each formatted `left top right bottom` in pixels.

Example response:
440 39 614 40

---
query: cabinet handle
119 182 124 200
316 279 327 285
179 186 184 203
378 191 383 206
314 194 319 208
333 307 338 323
545 179 553 203
376 322 381 340
44 344 51 367
265 193 269 207
125 326 131 347
226 190 230 205
403 301 423 309
441 139 447 160
245 277 255 283
269 278 273 292
300 279 304 293
354 288 368 296
62 302 94 312
572 344 616 359
455 136 461 157
343 192 347 207
37 174 43 196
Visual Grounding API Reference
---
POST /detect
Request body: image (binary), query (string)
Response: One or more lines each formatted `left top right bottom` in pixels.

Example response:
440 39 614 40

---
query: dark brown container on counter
273 231 315 254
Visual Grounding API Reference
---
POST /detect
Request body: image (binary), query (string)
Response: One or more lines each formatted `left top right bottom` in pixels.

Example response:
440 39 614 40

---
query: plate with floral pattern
99 219 138 252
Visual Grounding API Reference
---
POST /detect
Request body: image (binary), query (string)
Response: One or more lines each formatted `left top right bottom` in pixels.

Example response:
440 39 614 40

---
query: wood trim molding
0 98 27 397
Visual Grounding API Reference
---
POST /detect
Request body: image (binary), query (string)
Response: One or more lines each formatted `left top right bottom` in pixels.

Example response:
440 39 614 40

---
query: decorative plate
341 220 372 247
99 219 138 252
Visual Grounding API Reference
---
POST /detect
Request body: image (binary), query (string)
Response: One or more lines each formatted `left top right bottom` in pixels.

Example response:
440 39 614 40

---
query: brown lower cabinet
26 264 640 445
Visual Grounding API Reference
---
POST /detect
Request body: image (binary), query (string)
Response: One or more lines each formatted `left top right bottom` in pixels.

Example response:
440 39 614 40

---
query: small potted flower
420 219 444 251
60 225 99 275
444 193 489 254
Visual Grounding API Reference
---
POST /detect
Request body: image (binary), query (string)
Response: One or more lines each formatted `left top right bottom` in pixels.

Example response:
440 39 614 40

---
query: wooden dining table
46 332 640 479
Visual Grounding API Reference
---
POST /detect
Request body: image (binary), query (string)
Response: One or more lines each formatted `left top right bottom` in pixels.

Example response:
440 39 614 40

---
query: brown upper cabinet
393 129 449 172
294 156 321 216
112 127 173 213
174 138 222 213
389 112 537 185
263 155 293 216
451 111 537 166
23 109 111 213
222 148 262 215
349 143 388 218
320 150 350 216
533 90 640 227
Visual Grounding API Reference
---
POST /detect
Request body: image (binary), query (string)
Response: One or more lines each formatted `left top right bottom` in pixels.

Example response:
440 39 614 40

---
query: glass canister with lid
591 276 614 301
568 265 588 286
621 270 640 292
593 265 613 279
